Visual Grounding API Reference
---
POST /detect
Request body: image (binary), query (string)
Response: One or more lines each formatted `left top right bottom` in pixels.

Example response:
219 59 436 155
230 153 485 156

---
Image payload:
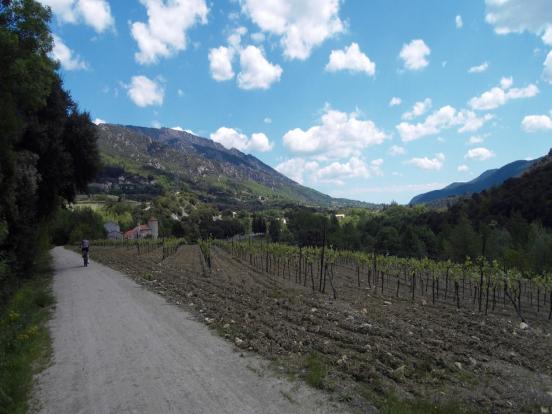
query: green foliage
0 251 53 414
381 396 475 414
50 207 106 245
0 0 100 278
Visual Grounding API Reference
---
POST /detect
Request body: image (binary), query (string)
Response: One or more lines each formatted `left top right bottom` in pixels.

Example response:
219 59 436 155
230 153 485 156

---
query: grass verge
0 254 54 414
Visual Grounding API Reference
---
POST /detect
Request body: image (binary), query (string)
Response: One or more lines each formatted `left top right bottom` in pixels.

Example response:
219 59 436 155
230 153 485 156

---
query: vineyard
84 238 552 413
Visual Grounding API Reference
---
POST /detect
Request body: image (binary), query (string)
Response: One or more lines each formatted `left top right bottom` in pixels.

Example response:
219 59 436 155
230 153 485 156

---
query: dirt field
88 244 552 413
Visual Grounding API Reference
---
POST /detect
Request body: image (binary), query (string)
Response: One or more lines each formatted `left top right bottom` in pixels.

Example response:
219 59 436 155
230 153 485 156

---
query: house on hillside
123 217 159 240
335 214 346 221
104 221 122 240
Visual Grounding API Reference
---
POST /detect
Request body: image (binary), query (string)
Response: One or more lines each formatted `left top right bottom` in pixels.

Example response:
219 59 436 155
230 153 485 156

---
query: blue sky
43 0 552 203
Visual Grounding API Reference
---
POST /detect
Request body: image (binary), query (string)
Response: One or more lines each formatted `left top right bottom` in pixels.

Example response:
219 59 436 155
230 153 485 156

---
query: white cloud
171 126 184 131
469 77 539 110
275 158 319 184
126 75 164 107
399 39 430 71
208 46 235 81
485 0 552 45
241 0 344 60
457 164 469 172
468 135 484 145
402 98 432 120
177 89 184 97
544 51 552 83
325 43 376 76
396 105 492 142
521 114 552 132
389 145 406 156
264 117 272 124
313 157 376 185
248 132 273 152
237 46 282 90
465 147 495 161
283 106 388 159
210 127 273 153
38 0 114 32
51 35 88 70
93 118 106 125
151 120 162 129
389 97 402 107
456 15 463 28
131 0 208 65
77 0 114 33
406 153 445 171
468 62 489 73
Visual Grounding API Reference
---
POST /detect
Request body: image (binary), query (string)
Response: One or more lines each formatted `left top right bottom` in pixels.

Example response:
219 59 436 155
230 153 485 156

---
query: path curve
34 247 345 414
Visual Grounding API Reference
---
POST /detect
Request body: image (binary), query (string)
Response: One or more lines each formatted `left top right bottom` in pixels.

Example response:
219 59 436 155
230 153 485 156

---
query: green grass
0 255 54 414
304 352 327 389
380 396 478 414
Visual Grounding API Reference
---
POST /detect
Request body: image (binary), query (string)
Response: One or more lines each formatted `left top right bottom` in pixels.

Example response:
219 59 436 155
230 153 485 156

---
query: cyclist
81 239 90 267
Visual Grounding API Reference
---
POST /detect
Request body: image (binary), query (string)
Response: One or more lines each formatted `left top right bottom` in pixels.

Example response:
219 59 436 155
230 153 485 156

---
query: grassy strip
0 253 54 414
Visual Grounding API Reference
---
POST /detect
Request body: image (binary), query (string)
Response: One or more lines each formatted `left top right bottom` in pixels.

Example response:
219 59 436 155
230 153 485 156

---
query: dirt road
34 247 345 414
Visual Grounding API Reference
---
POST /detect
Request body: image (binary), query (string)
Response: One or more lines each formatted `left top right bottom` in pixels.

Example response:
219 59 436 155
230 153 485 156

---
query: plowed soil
89 245 552 414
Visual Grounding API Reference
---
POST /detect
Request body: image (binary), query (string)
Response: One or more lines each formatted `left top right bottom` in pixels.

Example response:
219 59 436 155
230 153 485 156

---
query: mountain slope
92 124 374 209
458 149 552 227
410 158 537 205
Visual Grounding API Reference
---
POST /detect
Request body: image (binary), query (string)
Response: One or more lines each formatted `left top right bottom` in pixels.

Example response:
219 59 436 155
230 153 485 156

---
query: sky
41 0 552 204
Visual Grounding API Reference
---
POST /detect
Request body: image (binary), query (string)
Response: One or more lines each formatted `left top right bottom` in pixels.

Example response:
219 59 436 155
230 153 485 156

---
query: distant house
104 221 122 240
335 214 346 221
123 217 159 240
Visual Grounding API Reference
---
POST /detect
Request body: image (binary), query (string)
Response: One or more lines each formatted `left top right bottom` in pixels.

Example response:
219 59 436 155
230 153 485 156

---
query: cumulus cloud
126 75 164 107
210 127 273 153
237 46 283 90
468 62 489 73
313 157 377 185
465 147 495 161
389 97 402 106
456 15 463 28
389 145 406 156
406 153 445 170
399 39 430 71
402 98 432 120
50 35 88 70
131 0 208 65
275 158 319 184
208 46 235 81
171 126 184 131
457 164 469 172
325 43 376 76
241 0 344 60
282 106 388 159
485 0 552 45
396 105 492 142
544 51 552 83
264 117 272 124
522 114 552 132
38 0 114 32
468 77 539 110
93 118 106 125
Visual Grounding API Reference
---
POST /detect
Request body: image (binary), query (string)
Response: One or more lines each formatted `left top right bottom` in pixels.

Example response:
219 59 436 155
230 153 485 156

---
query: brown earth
88 244 552 414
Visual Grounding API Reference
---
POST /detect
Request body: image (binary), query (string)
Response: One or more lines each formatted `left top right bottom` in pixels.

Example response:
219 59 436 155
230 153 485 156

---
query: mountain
455 149 552 227
91 124 376 209
410 158 538 205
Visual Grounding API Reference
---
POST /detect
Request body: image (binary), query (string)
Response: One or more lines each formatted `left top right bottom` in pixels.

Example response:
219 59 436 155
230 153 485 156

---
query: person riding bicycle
81 239 90 266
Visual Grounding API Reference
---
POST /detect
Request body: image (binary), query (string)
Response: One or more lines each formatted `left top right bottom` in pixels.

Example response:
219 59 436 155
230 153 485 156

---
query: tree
267 217 281 242
0 0 100 281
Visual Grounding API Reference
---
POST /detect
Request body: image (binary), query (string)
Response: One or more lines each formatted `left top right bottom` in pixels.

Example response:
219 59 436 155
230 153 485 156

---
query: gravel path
34 247 345 414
